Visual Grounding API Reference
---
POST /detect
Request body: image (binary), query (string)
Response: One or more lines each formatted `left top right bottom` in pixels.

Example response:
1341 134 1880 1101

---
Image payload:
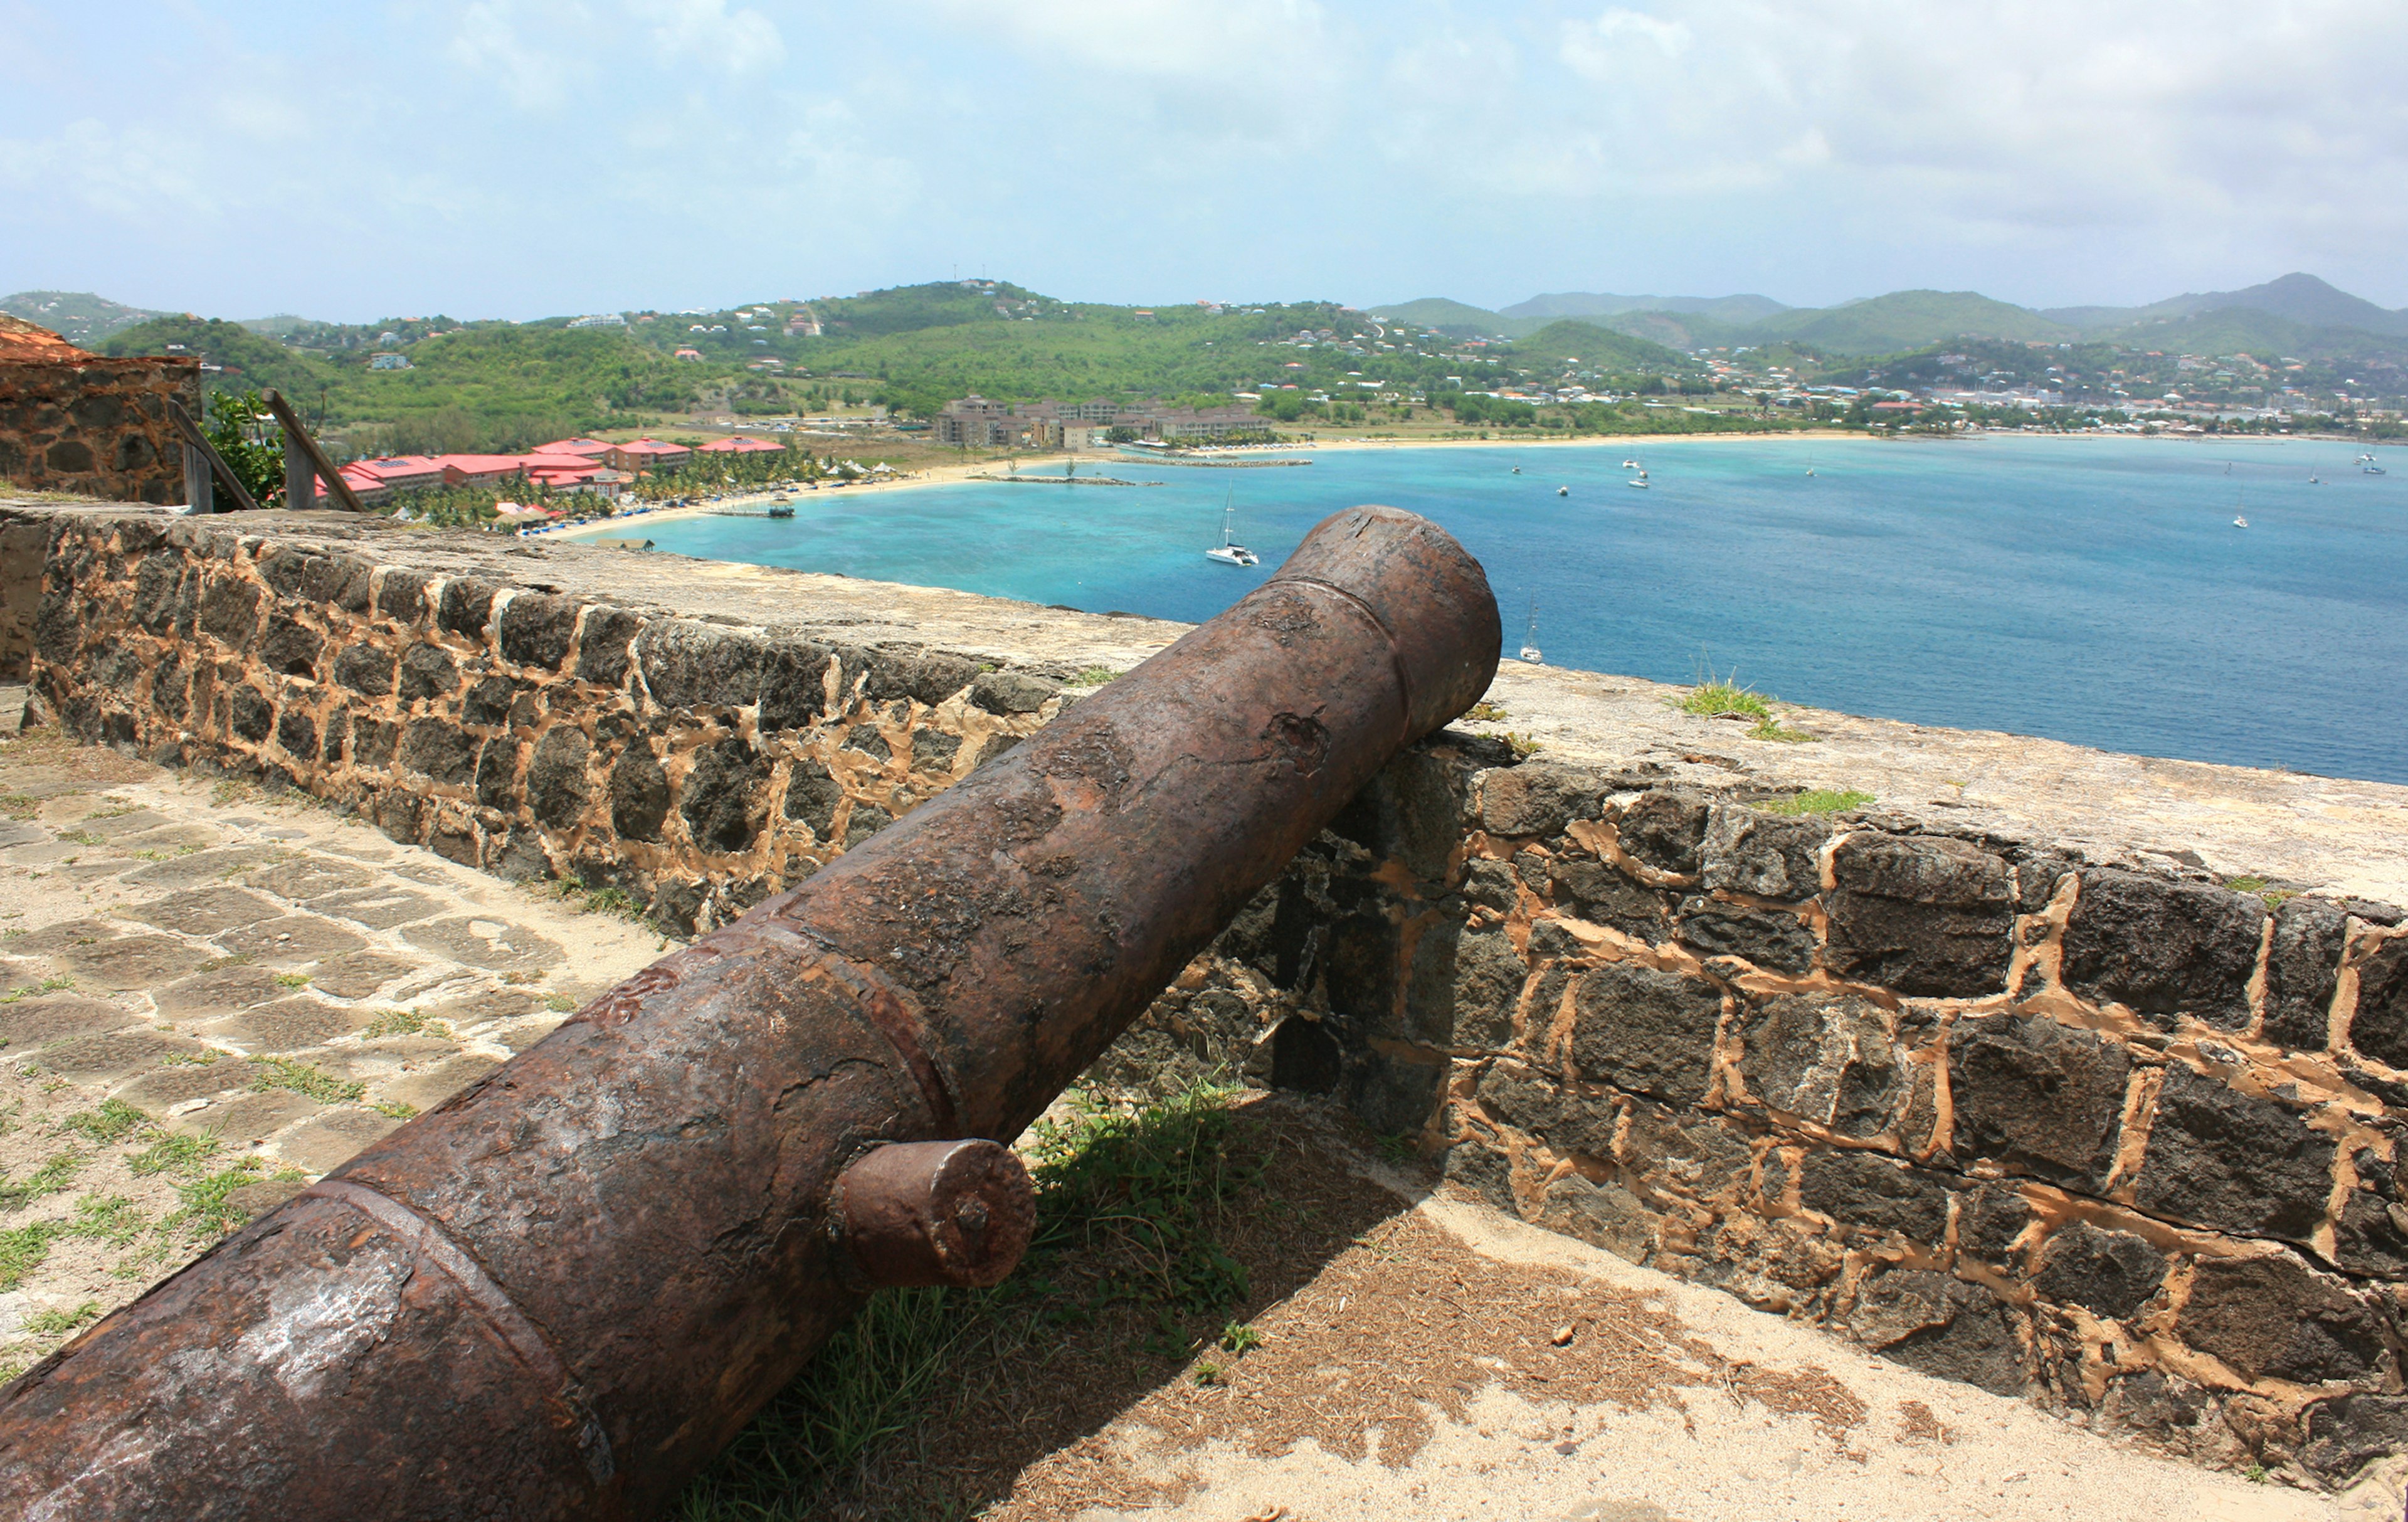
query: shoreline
548 426 2351 541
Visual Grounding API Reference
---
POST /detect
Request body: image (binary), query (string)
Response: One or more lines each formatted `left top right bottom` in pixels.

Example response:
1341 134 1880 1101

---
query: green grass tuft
1065 666 1118 688
248 1057 367 1104
1764 789 1875 816
23 1300 102 1336
58 1099 152 1146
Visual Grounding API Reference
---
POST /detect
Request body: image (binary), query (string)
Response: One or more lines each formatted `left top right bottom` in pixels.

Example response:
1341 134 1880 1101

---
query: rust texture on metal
0 505 1500 1520
836 1139 1037 1289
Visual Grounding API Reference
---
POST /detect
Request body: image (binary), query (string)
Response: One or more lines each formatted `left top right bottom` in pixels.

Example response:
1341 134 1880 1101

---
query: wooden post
164 400 266 514
263 389 367 513
181 442 214 514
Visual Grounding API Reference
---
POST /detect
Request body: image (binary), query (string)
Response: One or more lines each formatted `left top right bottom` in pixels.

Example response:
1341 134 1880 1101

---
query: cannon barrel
0 505 1501 1519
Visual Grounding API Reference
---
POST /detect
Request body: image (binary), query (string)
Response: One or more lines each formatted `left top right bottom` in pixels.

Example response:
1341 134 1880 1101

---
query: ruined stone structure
0 318 198 506
12 499 2408 1489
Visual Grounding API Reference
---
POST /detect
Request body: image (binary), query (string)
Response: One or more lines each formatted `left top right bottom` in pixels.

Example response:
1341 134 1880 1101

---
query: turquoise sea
611 437 2408 785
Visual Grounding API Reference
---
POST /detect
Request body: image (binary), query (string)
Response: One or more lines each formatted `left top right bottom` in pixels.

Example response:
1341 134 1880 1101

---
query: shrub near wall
28 512 1064 934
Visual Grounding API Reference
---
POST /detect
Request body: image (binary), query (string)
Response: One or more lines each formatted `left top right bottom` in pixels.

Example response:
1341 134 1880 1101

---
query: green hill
98 316 339 396
1740 290 2078 355
1365 297 1524 337
2093 306 2408 364
1 290 172 346
1506 319 1688 371
1500 291 1788 324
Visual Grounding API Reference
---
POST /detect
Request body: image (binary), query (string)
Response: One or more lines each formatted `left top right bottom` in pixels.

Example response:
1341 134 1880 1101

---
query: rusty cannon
0 505 1500 1519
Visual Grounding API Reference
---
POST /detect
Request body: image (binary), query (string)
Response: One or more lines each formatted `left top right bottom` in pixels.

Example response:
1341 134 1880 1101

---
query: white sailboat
1518 601 1542 664
1626 465 1649 489
1205 494 1259 566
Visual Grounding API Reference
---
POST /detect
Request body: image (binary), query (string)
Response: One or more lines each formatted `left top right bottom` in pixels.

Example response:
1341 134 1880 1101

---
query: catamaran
1205 495 1259 567
1518 601 1542 663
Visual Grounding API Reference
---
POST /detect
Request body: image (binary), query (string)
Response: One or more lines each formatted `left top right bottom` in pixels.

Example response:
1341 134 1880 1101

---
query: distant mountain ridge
1371 272 2408 357
0 290 172 346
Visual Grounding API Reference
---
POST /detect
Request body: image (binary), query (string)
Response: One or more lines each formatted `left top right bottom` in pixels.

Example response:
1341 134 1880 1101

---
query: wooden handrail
263 389 367 513
164 399 265 514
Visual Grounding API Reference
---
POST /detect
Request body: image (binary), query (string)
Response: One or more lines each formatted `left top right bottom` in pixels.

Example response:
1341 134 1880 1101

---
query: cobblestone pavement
0 697 665 1379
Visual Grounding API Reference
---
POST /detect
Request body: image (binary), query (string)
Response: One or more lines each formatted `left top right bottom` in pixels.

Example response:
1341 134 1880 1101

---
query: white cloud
630 0 786 73
931 0 1326 78
448 1 575 111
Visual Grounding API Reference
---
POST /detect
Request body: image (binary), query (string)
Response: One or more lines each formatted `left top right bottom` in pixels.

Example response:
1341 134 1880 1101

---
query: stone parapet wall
0 357 199 505
18 502 2408 1489
1214 754 2408 1488
23 510 1065 934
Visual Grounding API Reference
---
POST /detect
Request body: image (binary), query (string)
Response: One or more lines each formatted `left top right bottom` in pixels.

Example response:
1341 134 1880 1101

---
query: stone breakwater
14 500 2408 1491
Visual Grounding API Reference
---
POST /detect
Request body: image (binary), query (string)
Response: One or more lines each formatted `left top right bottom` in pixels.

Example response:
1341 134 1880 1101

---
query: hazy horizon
6 2 2405 324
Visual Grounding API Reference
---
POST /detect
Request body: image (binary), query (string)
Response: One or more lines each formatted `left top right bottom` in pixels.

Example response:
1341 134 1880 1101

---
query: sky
4 1 2405 323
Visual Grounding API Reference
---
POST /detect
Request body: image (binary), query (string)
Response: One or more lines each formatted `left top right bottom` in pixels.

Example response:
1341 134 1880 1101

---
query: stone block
56 934 211 990
436 578 495 638
1947 1012 2129 1189
1566 961 1724 1105
306 884 445 930
970 669 1056 716
682 736 771 853
200 996 377 1052
909 729 962 776
306 950 421 1000
1825 833 2012 996
474 739 523 808
0 997 139 1047
610 743 669 841
1546 857 1674 941
274 709 315 762
257 616 321 679
2061 869 2264 1029
2132 1064 2336 1242
497 592 578 670
1617 790 1708 877
462 675 516 727
401 916 563 974
843 803 892 848
1474 1059 1561 1136
275 1107 404 1174
638 621 764 710
375 1053 504 1115
171 1087 322 1144
863 651 977 707
1443 921 1525 1050
1620 1101 1751 1193
197 576 261 645
37 1025 212 1084
2029 1220 2166 1319
2178 1251 2383 1383
1958 1185 2032 1264
2302 1395 2408 1486
840 723 890 761
1676 897 1817 973
354 719 400 769
229 686 273 743
398 718 474 786
218 915 369 965
373 568 431 624
1798 1149 1950 1240
396 643 458 702
525 726 591 828
248 855 378 902
1477 762 1603 838
2348 937 2408 1069
781 757 842 838
755 639 832 731
125 885 282 937
2263 897 2348 1050
1539 1173 1657 1264
1737 993 1904 1137
1701 806 1827 899
572 606 643 687
1851 1268 2027 1396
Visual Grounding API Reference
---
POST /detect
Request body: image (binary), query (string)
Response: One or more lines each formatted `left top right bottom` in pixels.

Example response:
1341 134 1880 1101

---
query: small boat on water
1518 601 1542 664
766 504 794 519
1620 458 1639 469
1511 466 1521 474
1626 478 1650 489
1556 485 1569 496
2234 515 2249 528
1205 495 1259 567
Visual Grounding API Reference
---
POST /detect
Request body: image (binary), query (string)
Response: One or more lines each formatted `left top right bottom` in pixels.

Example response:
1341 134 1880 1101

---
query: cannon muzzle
0 505 1500 1518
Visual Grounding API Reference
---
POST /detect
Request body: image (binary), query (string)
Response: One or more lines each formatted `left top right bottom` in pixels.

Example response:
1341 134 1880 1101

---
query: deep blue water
608 438 2408 785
